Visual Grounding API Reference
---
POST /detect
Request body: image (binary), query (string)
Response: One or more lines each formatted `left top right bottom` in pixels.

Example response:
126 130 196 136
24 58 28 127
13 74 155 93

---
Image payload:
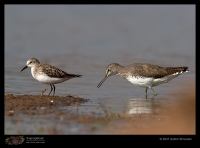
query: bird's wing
127 63 169 79
40 64 81 78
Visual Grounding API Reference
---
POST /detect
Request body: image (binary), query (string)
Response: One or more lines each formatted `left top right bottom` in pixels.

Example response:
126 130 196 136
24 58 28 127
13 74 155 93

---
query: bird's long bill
97 76 108 88
21 65 28 72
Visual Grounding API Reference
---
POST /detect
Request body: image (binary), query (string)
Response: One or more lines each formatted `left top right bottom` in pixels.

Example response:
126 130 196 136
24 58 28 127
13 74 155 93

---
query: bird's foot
150 88 157 96
40 89 46 96
145 88 148 98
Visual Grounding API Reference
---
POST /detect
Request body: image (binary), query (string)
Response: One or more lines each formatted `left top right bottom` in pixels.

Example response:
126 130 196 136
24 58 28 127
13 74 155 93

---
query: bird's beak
97 75 108 88
21 65 28 72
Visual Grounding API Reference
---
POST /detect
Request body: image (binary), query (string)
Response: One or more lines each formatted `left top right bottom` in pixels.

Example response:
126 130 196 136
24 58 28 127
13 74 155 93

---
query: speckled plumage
97 62 189 97
32 63 81 79
21 58 82 96
105 63 188 79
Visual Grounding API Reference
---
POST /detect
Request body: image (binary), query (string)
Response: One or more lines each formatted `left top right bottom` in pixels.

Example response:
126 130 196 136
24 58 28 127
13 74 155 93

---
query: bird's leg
145 88 148 95
40 84 49 96
52 85 55 96
145 88 148 98
48 84 53 96
150 87 157 96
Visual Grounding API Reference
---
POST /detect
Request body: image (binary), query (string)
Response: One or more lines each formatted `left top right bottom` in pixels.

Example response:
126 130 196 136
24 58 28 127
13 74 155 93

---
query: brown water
5 5 195 135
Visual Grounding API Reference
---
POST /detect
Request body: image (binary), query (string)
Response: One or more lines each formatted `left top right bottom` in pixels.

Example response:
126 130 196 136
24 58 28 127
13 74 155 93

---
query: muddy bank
5 94 87 116
4 82 195 134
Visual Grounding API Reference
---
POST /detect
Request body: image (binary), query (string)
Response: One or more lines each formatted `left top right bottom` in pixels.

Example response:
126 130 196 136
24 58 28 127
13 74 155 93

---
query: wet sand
5 94 87 116
5 83 195 134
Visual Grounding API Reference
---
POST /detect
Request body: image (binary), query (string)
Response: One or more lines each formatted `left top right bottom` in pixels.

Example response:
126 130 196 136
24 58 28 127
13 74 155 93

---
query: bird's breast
31 67 37 79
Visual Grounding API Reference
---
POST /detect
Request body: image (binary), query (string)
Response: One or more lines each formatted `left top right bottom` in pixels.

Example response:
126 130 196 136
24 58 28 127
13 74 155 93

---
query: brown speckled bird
21 58 82 96
97 63 189 97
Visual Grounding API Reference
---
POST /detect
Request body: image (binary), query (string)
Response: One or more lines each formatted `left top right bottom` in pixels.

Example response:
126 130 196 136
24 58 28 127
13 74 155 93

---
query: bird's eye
29 61 32 64
107 69 110 73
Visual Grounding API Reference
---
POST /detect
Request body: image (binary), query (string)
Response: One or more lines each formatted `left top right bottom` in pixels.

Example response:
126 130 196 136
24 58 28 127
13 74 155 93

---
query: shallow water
5 5 195 134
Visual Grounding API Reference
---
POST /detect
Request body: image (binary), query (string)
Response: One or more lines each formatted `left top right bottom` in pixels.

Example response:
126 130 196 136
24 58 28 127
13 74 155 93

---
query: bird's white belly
31 67 69 84
127 76 154 88
34 74 69 84
127 74 180 88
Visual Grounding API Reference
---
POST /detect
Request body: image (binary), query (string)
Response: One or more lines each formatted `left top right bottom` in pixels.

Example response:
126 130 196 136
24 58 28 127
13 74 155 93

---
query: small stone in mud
56 111 64 115
65 102 70 106
5 111 14 116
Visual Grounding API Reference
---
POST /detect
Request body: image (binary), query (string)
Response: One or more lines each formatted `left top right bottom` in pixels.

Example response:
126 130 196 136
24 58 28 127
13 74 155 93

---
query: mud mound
5 94 87 116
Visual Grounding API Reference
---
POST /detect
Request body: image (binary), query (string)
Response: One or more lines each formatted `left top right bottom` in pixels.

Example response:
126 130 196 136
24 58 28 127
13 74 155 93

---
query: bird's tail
67 73 82 78
181 66 189 73
166 66 189 75
75 74 82 77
